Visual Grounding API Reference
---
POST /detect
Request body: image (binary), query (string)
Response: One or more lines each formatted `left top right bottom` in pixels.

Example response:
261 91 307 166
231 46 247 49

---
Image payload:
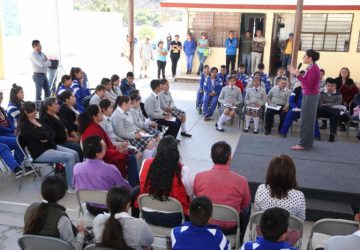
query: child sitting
203 67 223 121
227 70 244 93
89 84 106 106
237 64 249 90
241 207 297 250
196 65 210 114
171 196 230 250
244 76 266 134
216 76 243 132
272 67 288 87
247 71 266 90
56 75 73 98
217 65 229 86
159 79 192 137
255 63 272 93
101 77 118 106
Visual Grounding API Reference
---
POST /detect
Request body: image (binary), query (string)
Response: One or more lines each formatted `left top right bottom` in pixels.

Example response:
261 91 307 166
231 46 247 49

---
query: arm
240 179 251 210
218 88 226 104
335 94 342 106
297 191 306 220
289 93 297 109
259 90 267 106
144 98 163 119
31 53 51 68
21 123 51 141
234 89 243 106
139 222 155 247
159 94 168 111
267 89 273 104
112 115 135 140
112 167 132 190
297 67 317 89
244 91 250 105
57 216 84 250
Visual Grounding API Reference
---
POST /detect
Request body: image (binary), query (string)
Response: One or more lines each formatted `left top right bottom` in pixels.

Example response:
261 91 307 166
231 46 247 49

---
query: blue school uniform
196 73 208 108
241 237 297 250
6 102 21 128
56 85 72 97
203 76 223 117
71 79 91 113
217 72 229 86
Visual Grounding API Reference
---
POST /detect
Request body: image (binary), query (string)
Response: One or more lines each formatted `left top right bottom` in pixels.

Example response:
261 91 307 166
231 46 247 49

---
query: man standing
225 31 238 74
281 33 294 68
251 30 265 74
183 33 197 74
30 40 51 106
139 37 153 79
240 31 253 74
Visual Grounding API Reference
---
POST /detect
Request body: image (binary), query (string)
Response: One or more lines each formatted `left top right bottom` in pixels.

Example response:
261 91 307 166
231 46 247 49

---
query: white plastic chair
76 189 108 226
18 234 74 250
84 243 115 250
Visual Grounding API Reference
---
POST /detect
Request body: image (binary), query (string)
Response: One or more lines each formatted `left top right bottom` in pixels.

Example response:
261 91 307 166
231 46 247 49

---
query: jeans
196 88 204 108
127 154 140 187
242 53 251 74
282 54 292 68
0 143 20 172
60 141 83 162
280 110 321 138
203 94 219 117
226 55 236 73
35 145 78 188
33 73 50 102
185 54 194 73
0 136 24 172
157 60 166 79
170 53 180 77
197 51 207 74
251 52 262 74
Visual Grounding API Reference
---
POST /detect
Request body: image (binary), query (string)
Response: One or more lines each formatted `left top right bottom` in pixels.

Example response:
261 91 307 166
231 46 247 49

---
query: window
300 13 353 52
188 11 241 47
357 32 360 52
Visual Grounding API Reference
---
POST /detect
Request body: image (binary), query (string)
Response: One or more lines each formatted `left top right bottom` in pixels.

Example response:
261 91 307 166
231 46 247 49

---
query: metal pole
128 0 134 71
291 0 303 68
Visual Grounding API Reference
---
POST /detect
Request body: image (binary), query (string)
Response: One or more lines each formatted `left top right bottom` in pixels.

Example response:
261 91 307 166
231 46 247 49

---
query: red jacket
225 80 244 93
81 122 127 177
339 84 359 105
137 158 190 215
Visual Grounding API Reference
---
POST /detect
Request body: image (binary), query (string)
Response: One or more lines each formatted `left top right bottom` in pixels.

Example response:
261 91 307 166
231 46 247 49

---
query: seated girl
196 65 210 114
101 77 118 107
70 67 91 113
59 90 80 133
7 84 24 128
24 176 85 250
56 75 72 98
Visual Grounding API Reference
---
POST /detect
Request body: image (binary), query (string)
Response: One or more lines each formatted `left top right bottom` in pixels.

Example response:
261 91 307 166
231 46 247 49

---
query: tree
137 26 156 40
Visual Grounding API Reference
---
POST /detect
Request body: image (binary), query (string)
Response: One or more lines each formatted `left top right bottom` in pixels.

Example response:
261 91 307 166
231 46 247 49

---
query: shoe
264 130 271 135
144 74 148 78
181 132 192 137
291 145 306 150
67 187 76 194
320 124 327 129
253 129 258 134
204 116 211 121
216 128 225 132
244 127 249 132
198 108 202 115
14 167 34 179
356 136 360 142
215 122 218 128
328 134 335 142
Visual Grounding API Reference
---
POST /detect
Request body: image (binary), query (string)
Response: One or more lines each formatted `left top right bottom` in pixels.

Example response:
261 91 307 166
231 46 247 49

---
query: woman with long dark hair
24 175 85 249
58 90 79 132
137 136 193 227
78 104 139 187
70 67 91 113
288 49 321 150
18 101 77 191
7 84 24 127
334 67 351 90
93 186 153 250
40 97 83 161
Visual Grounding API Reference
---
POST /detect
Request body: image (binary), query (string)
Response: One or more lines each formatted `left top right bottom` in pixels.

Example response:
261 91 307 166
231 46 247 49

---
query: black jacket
41 113 71 145
59 104 78 132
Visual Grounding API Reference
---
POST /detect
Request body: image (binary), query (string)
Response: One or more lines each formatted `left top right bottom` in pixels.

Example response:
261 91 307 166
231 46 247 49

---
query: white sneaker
67 187 76 194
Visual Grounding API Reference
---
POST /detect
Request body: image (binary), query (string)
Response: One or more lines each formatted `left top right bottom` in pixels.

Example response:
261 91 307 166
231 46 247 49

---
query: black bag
83 94 94 109
49 59 59 69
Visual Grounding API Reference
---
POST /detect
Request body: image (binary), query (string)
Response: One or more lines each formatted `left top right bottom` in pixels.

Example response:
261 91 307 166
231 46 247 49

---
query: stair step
306 198 354 221
174 74 200 83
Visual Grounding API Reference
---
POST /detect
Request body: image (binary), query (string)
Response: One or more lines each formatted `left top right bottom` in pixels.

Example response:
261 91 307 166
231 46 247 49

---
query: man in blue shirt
241 208 297 250
120 72 136 96
183 33 197 74
225 31 238 74
171 196 230 250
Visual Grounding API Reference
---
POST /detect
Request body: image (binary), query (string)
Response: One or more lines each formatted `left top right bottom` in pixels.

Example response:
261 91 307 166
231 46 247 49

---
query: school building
160 0 360 82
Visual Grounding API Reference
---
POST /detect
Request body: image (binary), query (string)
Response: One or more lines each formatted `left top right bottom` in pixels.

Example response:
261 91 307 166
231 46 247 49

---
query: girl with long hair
56 74 72 97
58 90 80 132
7 84 24 127
70 67 91 113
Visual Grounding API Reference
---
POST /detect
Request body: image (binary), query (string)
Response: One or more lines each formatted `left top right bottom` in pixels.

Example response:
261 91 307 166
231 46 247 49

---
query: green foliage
137 26 156 40
135 9 161 26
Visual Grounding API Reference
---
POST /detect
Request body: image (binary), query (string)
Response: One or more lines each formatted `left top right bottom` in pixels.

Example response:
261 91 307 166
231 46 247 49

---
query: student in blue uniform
217 65 228 86
196 65 210 114
250 63 271 94
56 75 72 97
203 67 223 121
70 67 91 113
171 196 230 250
7 84 24 128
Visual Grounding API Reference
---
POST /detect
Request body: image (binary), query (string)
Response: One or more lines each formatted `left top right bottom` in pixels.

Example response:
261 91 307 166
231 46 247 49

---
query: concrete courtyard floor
0 77 358 249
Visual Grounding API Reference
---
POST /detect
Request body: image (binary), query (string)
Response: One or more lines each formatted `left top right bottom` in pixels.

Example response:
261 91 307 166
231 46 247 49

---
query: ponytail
24 203 48 234
100 214 132 250
70 67 81 81
17 101 36 134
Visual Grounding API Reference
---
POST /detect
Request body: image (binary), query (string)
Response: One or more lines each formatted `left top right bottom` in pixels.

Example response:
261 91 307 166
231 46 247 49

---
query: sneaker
264 130 271 135
244 127 249 132
181 132 192 137
198 108 202 115
14 167 34 178
328 134 335 142
253 129 259 134
67 187 76 194
216 127 225 132
204 116 211 121
144 74 148 78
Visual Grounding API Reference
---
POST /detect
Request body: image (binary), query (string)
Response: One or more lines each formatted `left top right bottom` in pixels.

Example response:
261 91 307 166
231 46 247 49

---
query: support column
291 0 304 68
0 12 5 79
128 0 134 71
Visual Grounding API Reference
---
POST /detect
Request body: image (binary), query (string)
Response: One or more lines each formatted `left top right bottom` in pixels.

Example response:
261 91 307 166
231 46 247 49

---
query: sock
218 114 231 129
253 117 260 130
245 115 251 128
181 122 186 133
142 149 154 160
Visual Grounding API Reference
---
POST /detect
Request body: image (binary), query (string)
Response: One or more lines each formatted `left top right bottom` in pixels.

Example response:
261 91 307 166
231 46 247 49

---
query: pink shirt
194 164 251 229
297 63 320 95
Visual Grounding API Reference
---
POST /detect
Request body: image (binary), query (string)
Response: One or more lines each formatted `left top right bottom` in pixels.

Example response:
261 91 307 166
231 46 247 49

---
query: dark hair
238 63 246 68
204 65 210 69
299 70 305 75
277 67 285 71
59 90 73 103
220 65 226 69
150 79 161 91
325 77 336 85
345 78 354 86
110 74 120 93
175 34 179 38
338 67 350 79
320 69 325 74
32 40 40 48
17 101 36 134
130 93 141 102
210 67 218 73
78 105 101 134
83 136 103 159
126 72 134 78
230 70 238 76
130 89 140 95
189 196 213 226
95 84 106 93
24 175 66 234
157 41 164 47
211 141 231 165
101 187 132 249
266 155 298 199
253 71 261 77
57 75 72 91
160 79 168 85
145 136 181 201
99 99 112 112
305 49 320 62
115 95 130 107
260 208 290 242
257 63 265 69
228 76 237 82
229 31 234 34
70 67 82 81
9 84 24 108
100 78 111 86
39 97 57 118
277 77 288 83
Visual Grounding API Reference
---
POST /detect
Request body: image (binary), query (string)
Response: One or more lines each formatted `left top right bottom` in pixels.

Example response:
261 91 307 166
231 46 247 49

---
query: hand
118 147 128 154
40 139 48 143
77 224 86 233
150 122 158 128
287 65 299 76
283 106 289 112
135 132 142 140
164 114 171 120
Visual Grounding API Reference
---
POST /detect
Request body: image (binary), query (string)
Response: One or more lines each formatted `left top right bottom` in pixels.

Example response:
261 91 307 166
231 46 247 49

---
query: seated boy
120 71 137 96
244 77 266 134
89 84 106 106
264 77 291 135
272 67 288 87
203 67 223 121
217 65 228 86
171 196 230 250
241 207 297 250
255 63 272 93
159 79 192 137
216 76 243 132
196 65 210 114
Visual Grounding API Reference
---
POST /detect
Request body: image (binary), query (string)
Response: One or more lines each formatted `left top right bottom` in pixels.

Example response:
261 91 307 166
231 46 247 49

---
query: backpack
82 93 94 109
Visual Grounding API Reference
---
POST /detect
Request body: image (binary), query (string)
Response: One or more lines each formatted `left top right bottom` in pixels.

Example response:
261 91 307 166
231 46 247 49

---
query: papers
140 132 152 137
127 145 137 150
292 108 301 112
223 104 237 109
247 106 260 111
166 117 176 122
266 103 282 111
331 105 347 111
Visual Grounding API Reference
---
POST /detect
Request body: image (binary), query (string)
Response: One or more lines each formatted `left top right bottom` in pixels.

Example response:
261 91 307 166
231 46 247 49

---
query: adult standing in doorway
183 33 197 74
197 32 209 76
170 35 182 78
139 37 153 79
281 33 294 68
30 40 51 107
225 31 238 74
251 30 265 74
240 30 253 74
288 49 321 150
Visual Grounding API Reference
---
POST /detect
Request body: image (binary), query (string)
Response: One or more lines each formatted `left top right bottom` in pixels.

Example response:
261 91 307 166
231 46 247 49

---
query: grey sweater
111 107 138 139
245 87 267 106
129 106 151 130
144 92 164 119
159 91 175 110
267 86 291 106
218 85 243 106
319 90 342 107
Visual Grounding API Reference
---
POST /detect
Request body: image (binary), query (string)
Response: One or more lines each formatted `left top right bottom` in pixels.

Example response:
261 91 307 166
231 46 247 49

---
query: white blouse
254 184 306 220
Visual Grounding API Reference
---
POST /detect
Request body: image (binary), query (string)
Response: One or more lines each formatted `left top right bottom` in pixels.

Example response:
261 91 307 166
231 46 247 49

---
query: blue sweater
56 85 72 97
120 79 137 96
204 76 223 95
183 39 197 56
241 237 297 250
71 79 91 113
6 101 21 128
225 38 238 55
0 107 15 137
217 72 229 86
171 222 229 250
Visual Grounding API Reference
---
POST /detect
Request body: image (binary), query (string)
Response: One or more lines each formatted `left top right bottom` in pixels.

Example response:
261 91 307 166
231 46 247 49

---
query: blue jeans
282 54 292 68
196 88 204 108
186 54 194 73
203 94 219 117
242 53 251 74
60 141 83 162
33 73 50 102
0 136 24 172
197 51 207 74
0 143 20 172
127 154 140 187
35 145 78 188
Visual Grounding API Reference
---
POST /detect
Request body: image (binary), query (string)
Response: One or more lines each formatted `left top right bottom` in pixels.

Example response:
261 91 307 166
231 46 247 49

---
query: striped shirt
6 102 21 128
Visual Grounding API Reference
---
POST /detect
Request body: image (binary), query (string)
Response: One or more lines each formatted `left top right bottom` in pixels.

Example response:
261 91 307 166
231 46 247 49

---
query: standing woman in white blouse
254 155 306 220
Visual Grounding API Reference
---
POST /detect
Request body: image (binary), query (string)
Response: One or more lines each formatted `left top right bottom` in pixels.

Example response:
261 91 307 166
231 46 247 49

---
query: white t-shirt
141 43 152 60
